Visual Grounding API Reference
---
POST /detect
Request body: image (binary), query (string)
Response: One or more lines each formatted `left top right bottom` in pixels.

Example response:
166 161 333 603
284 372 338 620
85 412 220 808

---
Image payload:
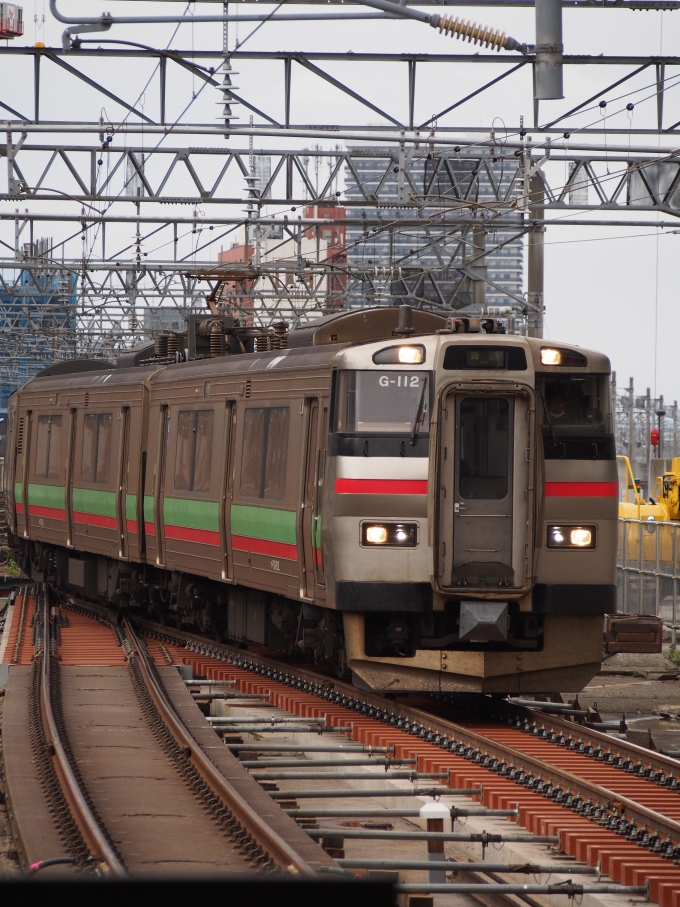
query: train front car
330 331 617 694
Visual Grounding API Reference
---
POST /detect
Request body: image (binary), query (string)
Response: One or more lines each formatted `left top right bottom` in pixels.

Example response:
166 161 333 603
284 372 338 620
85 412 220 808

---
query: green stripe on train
126 494 137 522
144 495 154 524
14 482 21 503
72 487 116 516
28 483 65 510
231 503 296 544
164 497 219 532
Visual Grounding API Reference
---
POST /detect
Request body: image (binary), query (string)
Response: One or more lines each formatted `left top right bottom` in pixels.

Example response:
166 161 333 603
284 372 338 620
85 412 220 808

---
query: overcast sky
3 1 680 401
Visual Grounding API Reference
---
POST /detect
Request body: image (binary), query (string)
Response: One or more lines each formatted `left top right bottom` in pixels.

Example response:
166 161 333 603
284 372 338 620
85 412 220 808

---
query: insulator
166 333 179 355
155 333 169 357
272 321 288 350
436 15 509 52
209 322 225 357
255 330 270 352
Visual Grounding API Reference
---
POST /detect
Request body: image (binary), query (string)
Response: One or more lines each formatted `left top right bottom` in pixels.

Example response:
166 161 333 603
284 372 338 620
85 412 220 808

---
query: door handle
454 502 467 513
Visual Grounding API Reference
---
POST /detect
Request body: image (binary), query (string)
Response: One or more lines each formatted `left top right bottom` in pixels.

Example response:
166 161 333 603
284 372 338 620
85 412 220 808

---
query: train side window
240 406 290 499
264 408 290 500
82 413 113 484
35 414 63 479
174 409 214 492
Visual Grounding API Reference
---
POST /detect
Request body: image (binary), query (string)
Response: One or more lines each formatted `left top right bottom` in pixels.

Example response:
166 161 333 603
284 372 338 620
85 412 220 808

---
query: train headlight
362 522 418 547
373 344 426 365
547 525 596 549
541 348 562 366
365 525 388 544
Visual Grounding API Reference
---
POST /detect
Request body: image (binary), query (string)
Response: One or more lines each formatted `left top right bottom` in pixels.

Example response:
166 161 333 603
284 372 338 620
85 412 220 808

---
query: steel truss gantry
1 0 680 358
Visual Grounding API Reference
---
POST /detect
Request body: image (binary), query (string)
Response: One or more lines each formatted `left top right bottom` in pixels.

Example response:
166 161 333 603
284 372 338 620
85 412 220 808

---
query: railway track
0 589 667 902
2 586 332 877
110 615 677 903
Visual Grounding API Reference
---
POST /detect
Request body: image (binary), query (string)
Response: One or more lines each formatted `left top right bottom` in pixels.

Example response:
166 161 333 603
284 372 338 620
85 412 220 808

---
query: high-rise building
344 149 523 313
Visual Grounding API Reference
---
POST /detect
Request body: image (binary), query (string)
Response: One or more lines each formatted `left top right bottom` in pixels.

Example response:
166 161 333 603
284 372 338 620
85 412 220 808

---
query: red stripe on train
74 511 117 529
231 535 298 561
165 524 221 546
545 481 618 497
29 504 66 520
335 478 428 495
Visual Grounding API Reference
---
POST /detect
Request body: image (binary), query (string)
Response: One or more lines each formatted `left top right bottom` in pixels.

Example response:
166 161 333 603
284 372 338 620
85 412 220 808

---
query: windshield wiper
536 383 558 449
410 376 428 447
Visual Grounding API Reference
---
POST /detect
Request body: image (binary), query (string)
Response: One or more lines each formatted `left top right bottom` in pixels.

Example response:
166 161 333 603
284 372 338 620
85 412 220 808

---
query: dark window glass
537 374 611 435
194 411 214 493
334 370 430 434
95 413 112 484
174 410 214 493
82 413 97 482
240 407 290 499
35 414 62 479
47 416 63 479
443 345 527 371
174 411 194 491
35 415 50 478
241 409 266 497
81 413 113 484
264 408 290 500
458 397 509 500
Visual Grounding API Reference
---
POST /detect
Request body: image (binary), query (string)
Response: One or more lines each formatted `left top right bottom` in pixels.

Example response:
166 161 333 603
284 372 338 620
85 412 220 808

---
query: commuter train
5 306 618 694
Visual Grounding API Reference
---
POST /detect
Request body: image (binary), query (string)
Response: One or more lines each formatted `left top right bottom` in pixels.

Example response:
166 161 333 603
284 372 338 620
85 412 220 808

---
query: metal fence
618 517 680 621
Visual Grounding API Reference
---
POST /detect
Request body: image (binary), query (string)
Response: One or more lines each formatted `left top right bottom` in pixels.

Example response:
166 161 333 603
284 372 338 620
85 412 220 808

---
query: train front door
437 386 533 591
453 395 515 586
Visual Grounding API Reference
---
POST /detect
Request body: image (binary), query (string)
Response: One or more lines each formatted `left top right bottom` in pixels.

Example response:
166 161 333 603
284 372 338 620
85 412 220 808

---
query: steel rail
138 620 680 848
40 587 126 876
122 617 318 877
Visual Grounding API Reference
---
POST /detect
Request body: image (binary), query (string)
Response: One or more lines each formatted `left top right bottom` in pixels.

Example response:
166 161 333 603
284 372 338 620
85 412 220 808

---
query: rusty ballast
122 618 318 877
40 586 126 876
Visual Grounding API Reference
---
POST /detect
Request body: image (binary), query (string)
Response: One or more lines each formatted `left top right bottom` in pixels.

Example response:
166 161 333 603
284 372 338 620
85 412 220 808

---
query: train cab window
174 410 214 493
240 407 290 500
334 370 430 434
82 413 113 484
537 374 615 459
35 414 63 479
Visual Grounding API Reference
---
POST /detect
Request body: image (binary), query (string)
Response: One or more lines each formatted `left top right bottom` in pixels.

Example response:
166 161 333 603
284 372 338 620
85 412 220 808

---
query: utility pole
645 388 652 494
472 220 486 311
628 377 636 479
527 174 544 337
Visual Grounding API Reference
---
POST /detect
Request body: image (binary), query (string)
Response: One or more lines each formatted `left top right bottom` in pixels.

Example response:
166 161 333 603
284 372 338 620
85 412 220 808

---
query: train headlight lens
570 528 593 547
365 525 388 544
398 346 424 364
362 522 418 547
541 348 562 366
372 344 426 365
547 525 596 549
